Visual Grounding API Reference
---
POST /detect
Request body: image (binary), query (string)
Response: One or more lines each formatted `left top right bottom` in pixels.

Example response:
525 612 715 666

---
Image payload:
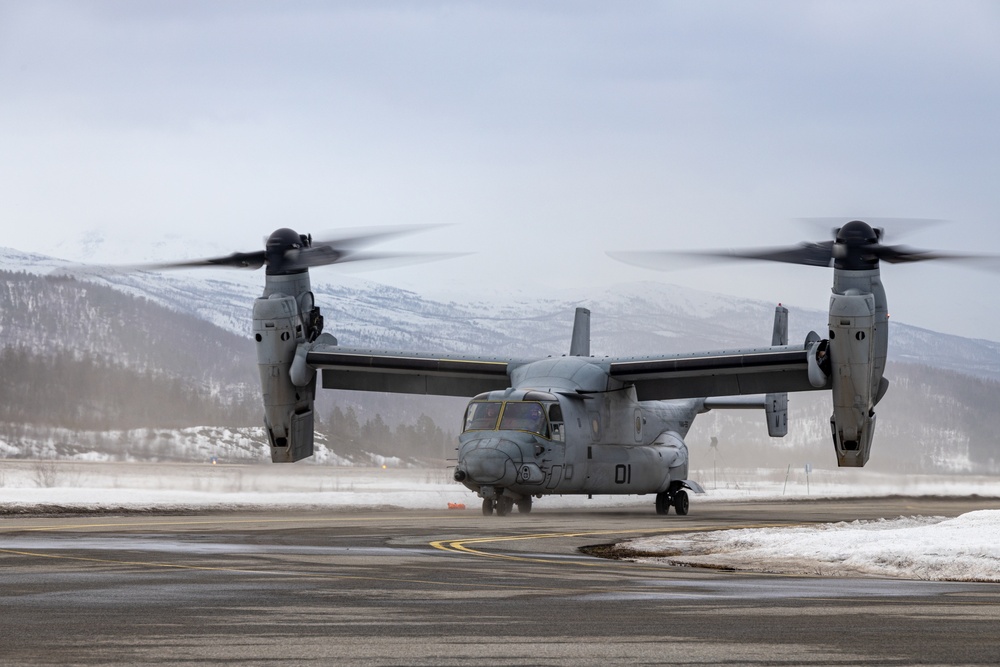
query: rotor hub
265 228 310 275
833 220 881 271
835 220 880 246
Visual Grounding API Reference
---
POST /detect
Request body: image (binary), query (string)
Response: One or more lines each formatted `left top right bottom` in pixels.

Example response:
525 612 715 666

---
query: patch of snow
684 467 1000 500
1 463 999 516
0 440 21 456
623 511 1000 582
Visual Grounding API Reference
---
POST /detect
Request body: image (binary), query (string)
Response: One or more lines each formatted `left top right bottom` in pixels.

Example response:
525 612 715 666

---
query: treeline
0 270 261 430
0 270 258 387
877 362 1000 471
690 361 1000 474
317 405 456 462
0 346 261 430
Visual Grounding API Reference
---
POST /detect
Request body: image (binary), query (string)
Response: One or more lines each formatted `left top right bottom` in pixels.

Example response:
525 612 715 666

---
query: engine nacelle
828 291 877 467
254 290 316 463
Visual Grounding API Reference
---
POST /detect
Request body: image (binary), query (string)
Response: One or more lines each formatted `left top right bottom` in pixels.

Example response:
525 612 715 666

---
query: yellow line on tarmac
3 514 462 533
430 523 791 566
0 547 268 574
0 547 572 594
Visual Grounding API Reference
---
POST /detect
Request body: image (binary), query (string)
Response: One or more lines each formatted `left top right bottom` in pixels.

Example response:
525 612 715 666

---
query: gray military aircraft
145 220 977 515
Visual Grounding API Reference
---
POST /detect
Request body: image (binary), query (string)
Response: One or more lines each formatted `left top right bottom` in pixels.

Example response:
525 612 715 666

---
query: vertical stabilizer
766 304 789 437
772 304 788 346
569 307 591 356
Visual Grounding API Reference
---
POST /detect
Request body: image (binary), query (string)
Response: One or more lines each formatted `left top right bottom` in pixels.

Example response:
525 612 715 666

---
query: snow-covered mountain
5 245 1000 379
3 245 1000 473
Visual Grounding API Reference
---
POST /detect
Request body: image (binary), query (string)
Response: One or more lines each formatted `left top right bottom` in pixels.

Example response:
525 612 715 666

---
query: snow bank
623 511 1000 582
684 466 1000 501
1 461 998 515
0 461 657 512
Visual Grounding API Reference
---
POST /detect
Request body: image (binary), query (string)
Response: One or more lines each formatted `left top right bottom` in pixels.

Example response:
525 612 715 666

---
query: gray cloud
1 1 999 337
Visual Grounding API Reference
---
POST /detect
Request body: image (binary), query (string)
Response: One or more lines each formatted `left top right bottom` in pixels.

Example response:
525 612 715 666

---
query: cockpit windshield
464 401 502 431
498 402 547 436
463 400 552 438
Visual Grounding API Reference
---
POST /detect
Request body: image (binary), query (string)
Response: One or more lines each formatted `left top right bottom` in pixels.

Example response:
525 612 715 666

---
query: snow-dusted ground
632 468 1000 582
0 461 476 512
623 511 1000 582
3 461 1000 582
684 466 1000 501
1 461 998 513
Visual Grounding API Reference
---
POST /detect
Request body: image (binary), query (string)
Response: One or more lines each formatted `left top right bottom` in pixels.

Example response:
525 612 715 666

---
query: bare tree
32 460 59 488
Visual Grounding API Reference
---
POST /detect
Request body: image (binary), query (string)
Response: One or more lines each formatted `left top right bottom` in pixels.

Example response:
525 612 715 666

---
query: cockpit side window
498 401 548 437
464 401 502 431
548 403 565 442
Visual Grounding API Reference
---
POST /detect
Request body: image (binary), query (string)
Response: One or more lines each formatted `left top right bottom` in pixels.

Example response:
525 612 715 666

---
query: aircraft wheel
673 490 689 516
496 496 514 517
516 497 532 514
482 498 494 516
655 491 671 515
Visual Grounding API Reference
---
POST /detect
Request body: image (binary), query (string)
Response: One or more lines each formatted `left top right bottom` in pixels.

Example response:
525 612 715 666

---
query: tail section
569 307 591 356
702 304 789 437
771 303 788 346
764 392 788 437
765 304 789 437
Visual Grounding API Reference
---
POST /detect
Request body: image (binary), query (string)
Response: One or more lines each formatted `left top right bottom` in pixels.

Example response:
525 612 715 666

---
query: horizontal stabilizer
702 394 787 438
703 396 766 410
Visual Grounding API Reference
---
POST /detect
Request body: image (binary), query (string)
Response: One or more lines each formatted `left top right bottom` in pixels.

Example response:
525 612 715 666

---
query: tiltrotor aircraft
144 221 976 516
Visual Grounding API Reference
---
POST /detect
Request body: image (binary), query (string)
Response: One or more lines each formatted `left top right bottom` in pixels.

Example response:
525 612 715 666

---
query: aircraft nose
456 438 520 486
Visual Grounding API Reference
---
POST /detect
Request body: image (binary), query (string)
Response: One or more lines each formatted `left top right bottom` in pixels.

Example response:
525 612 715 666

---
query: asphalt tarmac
2 497 1000 666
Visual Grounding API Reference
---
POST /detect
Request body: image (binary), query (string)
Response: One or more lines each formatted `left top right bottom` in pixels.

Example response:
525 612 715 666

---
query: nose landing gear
481 492 532 516
482 496 514 516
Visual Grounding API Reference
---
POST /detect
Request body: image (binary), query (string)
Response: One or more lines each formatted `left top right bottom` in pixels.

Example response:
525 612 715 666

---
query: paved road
2 497 1000 665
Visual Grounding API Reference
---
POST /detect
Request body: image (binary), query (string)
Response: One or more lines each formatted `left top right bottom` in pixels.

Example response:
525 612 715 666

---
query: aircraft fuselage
454 356 703 506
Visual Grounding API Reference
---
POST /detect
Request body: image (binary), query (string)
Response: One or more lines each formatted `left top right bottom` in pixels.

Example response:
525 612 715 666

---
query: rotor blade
797 218 948 242
718 242 835 267
308 224 450 252
875 244 1000 269
605 250 716 271
107 250 267 272
286 248 472 272
608 241 834 271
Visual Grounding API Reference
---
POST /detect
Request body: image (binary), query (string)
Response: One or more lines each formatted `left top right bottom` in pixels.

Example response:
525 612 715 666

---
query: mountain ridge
3 245 1000 473
4 245 1000 380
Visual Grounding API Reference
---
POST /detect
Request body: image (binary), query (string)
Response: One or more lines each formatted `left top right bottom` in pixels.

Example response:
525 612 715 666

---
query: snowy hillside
5 246 1000 378
3 244 1000 473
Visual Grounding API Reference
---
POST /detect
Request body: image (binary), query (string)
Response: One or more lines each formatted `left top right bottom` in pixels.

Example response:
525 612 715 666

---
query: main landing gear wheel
482 498 494 516
655 491 671 515
495 496 514 517
516 497 532 514
673 490 689 516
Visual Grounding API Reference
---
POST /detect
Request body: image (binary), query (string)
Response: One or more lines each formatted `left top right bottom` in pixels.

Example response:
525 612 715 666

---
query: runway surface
2 497 1000 665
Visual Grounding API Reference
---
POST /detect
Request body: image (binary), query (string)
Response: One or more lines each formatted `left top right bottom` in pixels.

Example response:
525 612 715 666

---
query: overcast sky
2 1 999 339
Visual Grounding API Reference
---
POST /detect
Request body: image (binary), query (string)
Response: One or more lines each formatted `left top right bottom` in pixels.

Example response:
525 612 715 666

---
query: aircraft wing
606 344 827 401
306 344 527 397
